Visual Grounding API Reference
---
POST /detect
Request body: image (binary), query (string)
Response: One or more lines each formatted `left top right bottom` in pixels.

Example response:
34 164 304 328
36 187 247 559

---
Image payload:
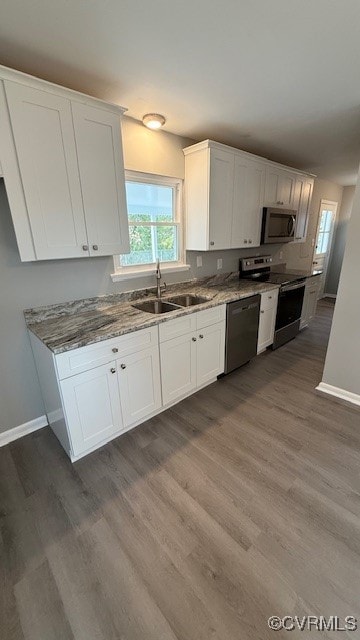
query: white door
293 177 313 242
117 346 162 428
160 333 197 405
4 81 88 259
313 200 338 298
208 148 234 249
231 156 265 248
72 102 130 257
60 362 123 456
265 167 296 207
196 322 225 387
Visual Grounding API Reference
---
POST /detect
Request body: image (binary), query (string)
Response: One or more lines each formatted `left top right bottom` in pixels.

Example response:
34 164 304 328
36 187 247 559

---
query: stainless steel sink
132 299 181 314
166 294 211 307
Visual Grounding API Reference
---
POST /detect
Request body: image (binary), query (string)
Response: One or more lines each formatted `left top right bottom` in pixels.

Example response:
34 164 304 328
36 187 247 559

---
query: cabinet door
307 284 319 321
4 81 88 259
60 362 123 456
72 102 130 257
300 288 310 329
257 307 277 353
208 148 234 250
300 281 319 328
232 156 265 248
117 346 162 428
294 178 313 242
160 333 197 405
265 167 295 208
196 322 225 387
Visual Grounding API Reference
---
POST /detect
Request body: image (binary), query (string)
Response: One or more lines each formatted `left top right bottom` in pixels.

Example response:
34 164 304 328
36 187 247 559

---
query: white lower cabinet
117 346 162 428
197 323 226 387
30 306 226 461
160 306 226 406
301 278 320 329
60 361 123 456
160 333 197 406
257 289 279 354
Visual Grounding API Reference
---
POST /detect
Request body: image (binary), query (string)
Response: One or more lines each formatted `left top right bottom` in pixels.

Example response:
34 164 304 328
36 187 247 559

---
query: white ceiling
1 0 360 185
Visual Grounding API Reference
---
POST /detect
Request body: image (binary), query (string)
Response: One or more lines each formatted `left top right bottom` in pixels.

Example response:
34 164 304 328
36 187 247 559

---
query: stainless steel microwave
261 207 297 244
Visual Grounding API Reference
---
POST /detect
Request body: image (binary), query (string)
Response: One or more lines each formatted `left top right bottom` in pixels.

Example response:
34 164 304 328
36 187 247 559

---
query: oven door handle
281 281 306 293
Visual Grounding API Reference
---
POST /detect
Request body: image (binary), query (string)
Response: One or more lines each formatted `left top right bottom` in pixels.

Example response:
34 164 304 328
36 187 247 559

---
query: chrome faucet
155 258 166 298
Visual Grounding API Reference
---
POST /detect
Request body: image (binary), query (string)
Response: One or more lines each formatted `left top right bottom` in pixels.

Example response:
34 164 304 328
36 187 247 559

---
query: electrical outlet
217 258 223 270
196 255 202 268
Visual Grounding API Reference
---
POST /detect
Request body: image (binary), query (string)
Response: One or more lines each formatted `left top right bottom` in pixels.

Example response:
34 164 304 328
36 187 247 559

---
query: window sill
111 263 191 282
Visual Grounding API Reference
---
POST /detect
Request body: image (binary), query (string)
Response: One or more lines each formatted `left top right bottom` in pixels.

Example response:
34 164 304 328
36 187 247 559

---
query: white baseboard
316 382 360 407
323 293 337 299
0 415 48 447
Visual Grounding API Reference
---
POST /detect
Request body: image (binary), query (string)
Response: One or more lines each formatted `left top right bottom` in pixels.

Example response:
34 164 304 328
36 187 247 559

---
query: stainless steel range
239 255 306 349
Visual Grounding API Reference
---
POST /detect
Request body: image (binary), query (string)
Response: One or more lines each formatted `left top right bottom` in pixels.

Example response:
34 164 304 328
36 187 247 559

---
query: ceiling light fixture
142 113 166 130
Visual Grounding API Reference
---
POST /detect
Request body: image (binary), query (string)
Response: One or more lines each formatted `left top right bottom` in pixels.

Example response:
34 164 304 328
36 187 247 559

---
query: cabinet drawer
260 289 278 312
159 314 197 343
196 304 226 329
55 326 158 379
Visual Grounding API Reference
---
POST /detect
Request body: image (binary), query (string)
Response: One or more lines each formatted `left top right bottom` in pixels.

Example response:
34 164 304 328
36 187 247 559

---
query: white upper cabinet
72 102 129 257
184 140 314 252
208 147 234 250
184 144 234 251
231 155 265 248
4 82 88 260
292 176 314 243
264 166 297 208
0 66 129 261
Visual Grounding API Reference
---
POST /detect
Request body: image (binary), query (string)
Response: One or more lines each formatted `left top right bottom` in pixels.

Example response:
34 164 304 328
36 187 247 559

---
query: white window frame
112 170 189 282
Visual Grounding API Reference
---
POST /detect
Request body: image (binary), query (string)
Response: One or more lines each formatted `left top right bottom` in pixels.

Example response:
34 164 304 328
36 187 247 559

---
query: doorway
313 200 338 298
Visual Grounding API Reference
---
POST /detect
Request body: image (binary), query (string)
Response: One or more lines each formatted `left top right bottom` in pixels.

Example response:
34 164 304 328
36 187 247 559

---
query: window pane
316 232 324 255
120 224 178 266
126 182 174 223
324 211 332 233
156 225 178 262
121 225 153 266
322 232 330 254
319 211 326 232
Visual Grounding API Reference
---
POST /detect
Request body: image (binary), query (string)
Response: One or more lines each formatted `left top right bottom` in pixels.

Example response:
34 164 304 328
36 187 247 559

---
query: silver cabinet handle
210 241 215 246
92 244 99 251
261 310 264 314
199 334 204 339
192 337 197 342
269 296 272 299
110 367 116 374
120 363 126 369
244 239 248 244
112 347 118 353
82 244 89 251
249 239 252 244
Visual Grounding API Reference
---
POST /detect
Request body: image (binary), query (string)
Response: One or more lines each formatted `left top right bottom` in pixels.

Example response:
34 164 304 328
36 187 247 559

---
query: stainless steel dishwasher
224 295 260 374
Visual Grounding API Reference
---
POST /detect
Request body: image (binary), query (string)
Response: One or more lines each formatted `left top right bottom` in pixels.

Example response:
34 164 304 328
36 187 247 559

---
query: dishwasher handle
230 302 259 315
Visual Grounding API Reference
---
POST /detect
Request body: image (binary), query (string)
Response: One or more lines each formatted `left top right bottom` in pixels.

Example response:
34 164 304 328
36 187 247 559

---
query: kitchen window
112 171 189 281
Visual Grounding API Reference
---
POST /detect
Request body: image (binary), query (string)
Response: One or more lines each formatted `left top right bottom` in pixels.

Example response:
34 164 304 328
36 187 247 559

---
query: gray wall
322 169 360 395
325 185 355 295
0 179 285 433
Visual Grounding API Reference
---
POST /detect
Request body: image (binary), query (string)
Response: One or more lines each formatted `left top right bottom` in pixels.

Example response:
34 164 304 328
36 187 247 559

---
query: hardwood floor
2 300 360 639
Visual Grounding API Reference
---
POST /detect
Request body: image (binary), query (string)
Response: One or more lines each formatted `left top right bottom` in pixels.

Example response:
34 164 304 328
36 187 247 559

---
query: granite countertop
25 273 280 355
277 268 323 278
